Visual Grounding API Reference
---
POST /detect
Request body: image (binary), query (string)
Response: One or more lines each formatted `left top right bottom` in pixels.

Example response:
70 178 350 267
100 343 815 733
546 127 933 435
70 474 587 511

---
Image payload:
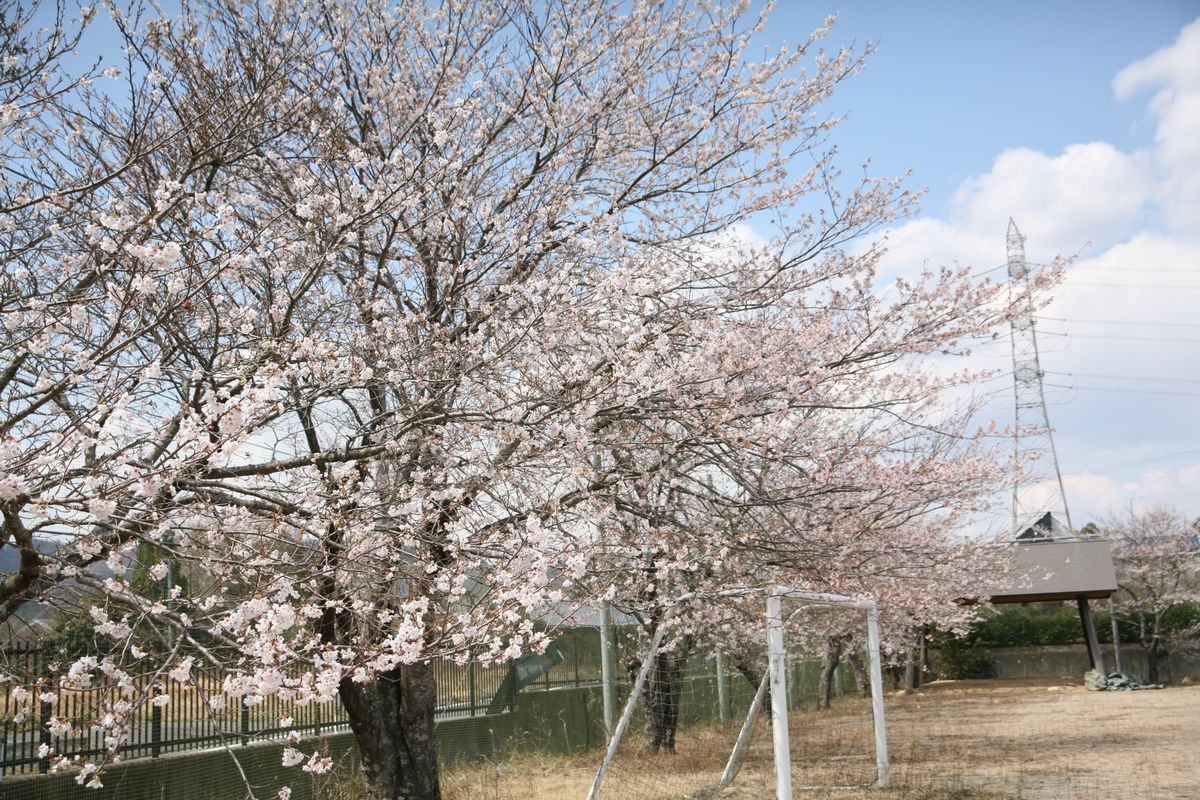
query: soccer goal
586 587 889 800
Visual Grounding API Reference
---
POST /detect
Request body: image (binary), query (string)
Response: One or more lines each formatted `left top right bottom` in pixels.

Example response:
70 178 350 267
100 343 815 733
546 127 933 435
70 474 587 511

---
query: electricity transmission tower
1007 219 1072 533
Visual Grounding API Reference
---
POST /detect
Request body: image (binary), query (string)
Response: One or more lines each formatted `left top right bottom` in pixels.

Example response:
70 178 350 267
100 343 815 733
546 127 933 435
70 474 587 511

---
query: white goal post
585 587 890 800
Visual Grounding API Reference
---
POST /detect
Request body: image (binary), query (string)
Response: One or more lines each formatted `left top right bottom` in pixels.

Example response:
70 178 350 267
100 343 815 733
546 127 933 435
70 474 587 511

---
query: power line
1069 266 1200 274
1059 432 1200 440
1037 331 1200 344
1045 370 1200 385
1079 447 1200 475
972 262 1010 277
1044 382 1200 398
1037 315 1200 329
1066 281 1200 290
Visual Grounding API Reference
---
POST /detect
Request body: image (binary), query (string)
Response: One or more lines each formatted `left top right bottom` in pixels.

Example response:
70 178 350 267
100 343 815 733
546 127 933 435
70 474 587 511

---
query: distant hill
0 536 116 577
0 537 116 639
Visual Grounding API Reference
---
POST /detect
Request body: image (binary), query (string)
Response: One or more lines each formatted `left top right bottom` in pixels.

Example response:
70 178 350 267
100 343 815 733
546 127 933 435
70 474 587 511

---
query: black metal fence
0 628 610 777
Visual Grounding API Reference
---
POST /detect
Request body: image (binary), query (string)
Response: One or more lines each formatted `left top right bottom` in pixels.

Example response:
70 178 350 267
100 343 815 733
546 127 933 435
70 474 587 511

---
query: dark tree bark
624 635 694 755
846 648 871 697
817 636 843 710
339 664 441 800
1146 639 1165 684
639 649 687 754
1138 611 1168 684
903 638 918 694
733 653 772 713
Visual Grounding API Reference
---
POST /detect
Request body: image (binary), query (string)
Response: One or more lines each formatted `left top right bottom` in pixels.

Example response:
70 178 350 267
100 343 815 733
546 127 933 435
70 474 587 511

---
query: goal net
587 588 888 800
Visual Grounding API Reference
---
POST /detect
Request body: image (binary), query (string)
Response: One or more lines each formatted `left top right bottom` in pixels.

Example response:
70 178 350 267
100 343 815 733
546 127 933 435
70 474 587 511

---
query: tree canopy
0 1 1038 796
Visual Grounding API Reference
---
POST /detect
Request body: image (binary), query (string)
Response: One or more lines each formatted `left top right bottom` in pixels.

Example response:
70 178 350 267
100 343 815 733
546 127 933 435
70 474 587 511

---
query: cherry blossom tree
1 1 1042 797
594 401 1012 744
1102 506 1200 683
807 544 987 706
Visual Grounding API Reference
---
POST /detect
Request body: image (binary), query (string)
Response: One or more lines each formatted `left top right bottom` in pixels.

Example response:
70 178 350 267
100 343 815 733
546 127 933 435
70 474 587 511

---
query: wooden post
766 592 792 800
1077 595 1106 674
865 604 891 788
718 671 769 791
587 625 666 800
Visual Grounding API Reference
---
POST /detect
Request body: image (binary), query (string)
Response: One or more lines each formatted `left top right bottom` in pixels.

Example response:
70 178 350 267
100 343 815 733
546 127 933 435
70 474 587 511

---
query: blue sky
757 3 1200 529
773 1 1199 218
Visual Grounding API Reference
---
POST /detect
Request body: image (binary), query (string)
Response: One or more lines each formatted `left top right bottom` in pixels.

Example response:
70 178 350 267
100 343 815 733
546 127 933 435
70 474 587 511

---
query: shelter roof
987 537 1118 604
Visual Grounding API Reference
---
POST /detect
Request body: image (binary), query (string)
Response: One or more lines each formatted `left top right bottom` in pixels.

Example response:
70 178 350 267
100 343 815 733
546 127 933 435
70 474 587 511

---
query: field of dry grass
441 678 1200 800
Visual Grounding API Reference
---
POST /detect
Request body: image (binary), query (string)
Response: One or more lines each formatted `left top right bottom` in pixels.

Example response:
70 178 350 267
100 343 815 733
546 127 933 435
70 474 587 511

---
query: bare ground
441 678 1200 800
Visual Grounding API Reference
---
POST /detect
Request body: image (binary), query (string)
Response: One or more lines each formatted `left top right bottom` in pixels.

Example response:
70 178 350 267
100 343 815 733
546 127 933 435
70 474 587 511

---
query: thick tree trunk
903 639 917 694
733 654 771 714
846 648 870 697
1142 612 1166 684
339 663 441 800
640 650 685 754
1146 642 1164 684
885 663 902 691
817 636 843 710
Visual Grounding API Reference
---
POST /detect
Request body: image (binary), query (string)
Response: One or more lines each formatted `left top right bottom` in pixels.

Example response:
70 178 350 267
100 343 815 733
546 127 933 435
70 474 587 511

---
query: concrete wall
984 644 1200 681
0 731 360 800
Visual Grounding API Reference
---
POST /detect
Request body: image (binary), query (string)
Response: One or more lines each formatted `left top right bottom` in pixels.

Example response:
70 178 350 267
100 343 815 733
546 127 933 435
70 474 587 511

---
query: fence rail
0 628 609 777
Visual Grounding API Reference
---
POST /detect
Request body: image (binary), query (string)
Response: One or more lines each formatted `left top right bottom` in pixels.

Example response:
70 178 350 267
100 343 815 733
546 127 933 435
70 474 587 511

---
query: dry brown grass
441 679 1200 800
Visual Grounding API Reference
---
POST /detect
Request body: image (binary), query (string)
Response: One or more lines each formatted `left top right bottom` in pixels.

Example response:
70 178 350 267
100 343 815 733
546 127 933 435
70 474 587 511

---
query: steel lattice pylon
1007 219 1072 532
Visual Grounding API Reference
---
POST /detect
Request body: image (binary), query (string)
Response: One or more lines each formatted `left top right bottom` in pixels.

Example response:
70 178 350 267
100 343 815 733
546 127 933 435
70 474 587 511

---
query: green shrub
929 631 995 679
970 603 1083 647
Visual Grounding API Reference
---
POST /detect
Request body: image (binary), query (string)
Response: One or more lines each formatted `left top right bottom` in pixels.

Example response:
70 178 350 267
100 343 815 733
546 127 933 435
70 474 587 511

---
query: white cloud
1065 465 1200 524
950 144 1149 253
1113 19 1200 100
873 143 1154 283
876 17 1200 523
1113 18 1200 235
1044 232 1200 380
